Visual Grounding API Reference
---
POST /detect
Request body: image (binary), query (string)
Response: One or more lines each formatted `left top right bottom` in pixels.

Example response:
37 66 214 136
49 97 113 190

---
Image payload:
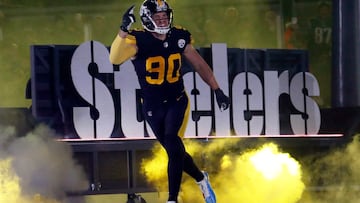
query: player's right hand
120 5 136 33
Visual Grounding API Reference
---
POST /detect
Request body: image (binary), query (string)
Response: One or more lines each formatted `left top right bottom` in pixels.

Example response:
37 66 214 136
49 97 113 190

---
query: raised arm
109 31 137 65
109 5 138 65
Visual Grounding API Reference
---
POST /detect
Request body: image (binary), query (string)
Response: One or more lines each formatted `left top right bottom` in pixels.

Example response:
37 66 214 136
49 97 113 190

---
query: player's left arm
183 44 219 90
183 44 230 111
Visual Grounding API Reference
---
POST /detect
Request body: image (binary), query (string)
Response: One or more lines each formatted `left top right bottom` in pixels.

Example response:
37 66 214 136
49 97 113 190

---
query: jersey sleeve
188 30 195 45
109 33 137 65
178 26 193 46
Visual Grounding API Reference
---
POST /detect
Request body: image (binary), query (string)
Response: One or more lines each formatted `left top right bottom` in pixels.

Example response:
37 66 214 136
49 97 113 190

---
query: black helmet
139 0 173 34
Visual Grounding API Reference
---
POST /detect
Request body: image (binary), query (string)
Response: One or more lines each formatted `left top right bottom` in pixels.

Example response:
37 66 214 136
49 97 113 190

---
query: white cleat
197 171 217 203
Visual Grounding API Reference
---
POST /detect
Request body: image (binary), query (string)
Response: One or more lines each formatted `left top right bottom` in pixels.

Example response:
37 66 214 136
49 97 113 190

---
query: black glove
214 88 230 111
120 5 136 32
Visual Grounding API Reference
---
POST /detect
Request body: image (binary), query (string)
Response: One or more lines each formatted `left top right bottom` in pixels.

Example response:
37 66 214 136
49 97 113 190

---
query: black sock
168 195 177 202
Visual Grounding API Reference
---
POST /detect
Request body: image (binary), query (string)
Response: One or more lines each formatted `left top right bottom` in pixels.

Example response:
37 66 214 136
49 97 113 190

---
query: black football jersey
307 17 332 58
127 27 192 104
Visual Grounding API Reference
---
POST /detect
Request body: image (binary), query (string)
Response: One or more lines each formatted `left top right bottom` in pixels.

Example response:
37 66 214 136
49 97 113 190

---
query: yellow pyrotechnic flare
249 143 301 180
0 158 61 203
1 124 86 203
220 154 232 170
141 140 305 203
0 158 21 203
214 142 305 203
32 194 61 203
141 143 168 191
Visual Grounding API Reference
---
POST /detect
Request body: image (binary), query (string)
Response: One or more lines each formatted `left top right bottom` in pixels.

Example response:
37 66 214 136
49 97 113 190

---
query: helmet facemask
140 0 173 34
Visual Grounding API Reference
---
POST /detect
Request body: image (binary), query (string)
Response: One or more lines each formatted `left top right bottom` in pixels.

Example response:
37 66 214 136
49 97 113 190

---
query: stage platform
65 133 349 198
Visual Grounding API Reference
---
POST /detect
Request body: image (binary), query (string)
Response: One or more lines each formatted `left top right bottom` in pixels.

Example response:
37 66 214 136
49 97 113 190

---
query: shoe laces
198 178 211 198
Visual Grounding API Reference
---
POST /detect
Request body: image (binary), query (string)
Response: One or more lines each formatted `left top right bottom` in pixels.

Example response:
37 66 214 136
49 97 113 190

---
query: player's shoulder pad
126 34 136 41
128 28 145 34
171 25 191 37
173 25 188 31
128 28 147 40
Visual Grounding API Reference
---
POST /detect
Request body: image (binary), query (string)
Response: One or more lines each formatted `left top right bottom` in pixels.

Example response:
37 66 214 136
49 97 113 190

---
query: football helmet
140 0 173 34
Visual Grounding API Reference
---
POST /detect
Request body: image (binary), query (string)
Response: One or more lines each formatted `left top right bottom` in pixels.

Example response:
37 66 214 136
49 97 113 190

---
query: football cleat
197 171 216 203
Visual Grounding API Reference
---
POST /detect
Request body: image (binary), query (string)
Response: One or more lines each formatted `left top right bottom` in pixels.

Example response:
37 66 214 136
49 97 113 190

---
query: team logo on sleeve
178 39 186 48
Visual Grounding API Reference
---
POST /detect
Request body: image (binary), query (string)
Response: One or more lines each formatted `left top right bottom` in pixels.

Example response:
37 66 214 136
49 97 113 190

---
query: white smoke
0 124 89 201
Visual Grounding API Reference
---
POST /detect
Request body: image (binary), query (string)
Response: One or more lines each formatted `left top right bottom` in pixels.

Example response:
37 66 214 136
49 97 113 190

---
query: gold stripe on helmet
157 0 163 6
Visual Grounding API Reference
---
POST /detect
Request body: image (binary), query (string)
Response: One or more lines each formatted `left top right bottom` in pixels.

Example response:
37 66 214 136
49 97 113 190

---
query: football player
109 1 230 202
306 1 332 107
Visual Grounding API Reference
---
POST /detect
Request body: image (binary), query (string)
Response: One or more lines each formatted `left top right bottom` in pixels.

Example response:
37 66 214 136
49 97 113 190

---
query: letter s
290 72 321 134
71 41 115 139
